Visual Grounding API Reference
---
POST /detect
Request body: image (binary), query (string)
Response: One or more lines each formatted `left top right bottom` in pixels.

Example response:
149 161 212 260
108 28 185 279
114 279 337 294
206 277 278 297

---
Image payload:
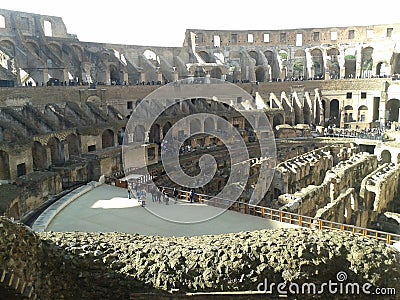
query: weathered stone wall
272 144 357 195
0 171 62 220
315 188 357 224
278 152 378 219
360 163 400 214
1 216 400 299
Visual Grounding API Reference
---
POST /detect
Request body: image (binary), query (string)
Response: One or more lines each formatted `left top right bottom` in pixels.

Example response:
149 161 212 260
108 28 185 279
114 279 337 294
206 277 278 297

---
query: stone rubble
1 217 399 299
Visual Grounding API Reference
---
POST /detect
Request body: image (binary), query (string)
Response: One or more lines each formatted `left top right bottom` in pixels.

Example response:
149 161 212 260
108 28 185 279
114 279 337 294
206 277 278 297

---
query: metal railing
151 185 400 246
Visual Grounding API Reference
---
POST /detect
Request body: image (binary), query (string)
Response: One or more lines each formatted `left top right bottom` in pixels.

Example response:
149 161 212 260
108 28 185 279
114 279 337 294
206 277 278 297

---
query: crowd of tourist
323 122 400 140
18 72 400 88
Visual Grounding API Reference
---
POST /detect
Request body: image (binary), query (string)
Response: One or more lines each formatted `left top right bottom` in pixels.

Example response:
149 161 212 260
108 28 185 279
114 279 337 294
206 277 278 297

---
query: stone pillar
355 45 362 78
140 72 146 84
63 143 69 162
379 89 388 126
82 62 91 83
46 148 52 166
63 68 69 84
322 49 329 79
105 67 111 85
157 70 163 83
123 71 129 85
173 70 179 81
305 48 313 79
42 68 49 85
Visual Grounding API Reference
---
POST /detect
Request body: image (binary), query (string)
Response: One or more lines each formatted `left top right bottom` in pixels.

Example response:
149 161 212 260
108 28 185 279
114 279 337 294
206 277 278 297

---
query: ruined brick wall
279 152 378 218
272 144 357 195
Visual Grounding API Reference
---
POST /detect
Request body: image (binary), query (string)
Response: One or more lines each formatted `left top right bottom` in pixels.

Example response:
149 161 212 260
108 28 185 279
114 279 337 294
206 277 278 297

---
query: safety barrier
152 186 400 246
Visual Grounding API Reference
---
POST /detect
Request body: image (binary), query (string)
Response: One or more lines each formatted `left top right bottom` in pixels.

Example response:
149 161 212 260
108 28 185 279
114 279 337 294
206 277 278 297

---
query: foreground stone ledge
1 216 399 299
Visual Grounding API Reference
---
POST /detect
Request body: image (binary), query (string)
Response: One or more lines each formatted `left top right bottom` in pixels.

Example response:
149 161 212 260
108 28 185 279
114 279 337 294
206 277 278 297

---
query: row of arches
0 128 122 180
133 113 286 145
322 98 400 125
198 46 398 82
35 129 118 169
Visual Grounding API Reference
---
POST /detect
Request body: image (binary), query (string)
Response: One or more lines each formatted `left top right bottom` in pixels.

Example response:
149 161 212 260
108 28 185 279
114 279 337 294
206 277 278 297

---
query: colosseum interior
1 8 400 299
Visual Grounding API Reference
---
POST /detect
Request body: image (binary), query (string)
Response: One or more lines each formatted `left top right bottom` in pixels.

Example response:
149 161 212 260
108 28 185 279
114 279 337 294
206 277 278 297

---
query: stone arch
386 99 400 122
134 125 146 142
109 64 121 85
43 20 52 36
358 105 368 122
210 67 222 79
330 99 340 120
278 50 288 62
376 62 384 77
273 114 284 127
381 150 392 164
293 50 306 78
0 149 10 180
143 49 159 63
248 51 261 65
0 15 5 28
204 117 215 132
0 39 15 55
361 47 374 78
47 137 63 165
198 51 212 63
102 129 114 148
264 50 279 80
65 134 80 158
343 105 354 123
26 41 40 57
327 48 340 79
255 66 266 82
48 42 62 58
72 44 84 61
278 50 288 80
162 122 172 139
344 48 357 78
190 118 202 135
310 48 324 79
32 141 47 170
149 123 161 144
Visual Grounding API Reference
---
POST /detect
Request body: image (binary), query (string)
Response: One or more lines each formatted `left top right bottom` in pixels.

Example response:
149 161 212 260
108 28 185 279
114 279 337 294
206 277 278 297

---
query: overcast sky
1 1 399 47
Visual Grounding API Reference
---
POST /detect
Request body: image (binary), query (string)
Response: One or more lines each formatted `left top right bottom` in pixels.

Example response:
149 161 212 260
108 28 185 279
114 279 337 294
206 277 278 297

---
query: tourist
128 189 131 199
189 189 194 203
134 183 139 197
156 188 162 203
162 188 169 205
173 188 179 204
165 192 169 205
151 186 157 202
